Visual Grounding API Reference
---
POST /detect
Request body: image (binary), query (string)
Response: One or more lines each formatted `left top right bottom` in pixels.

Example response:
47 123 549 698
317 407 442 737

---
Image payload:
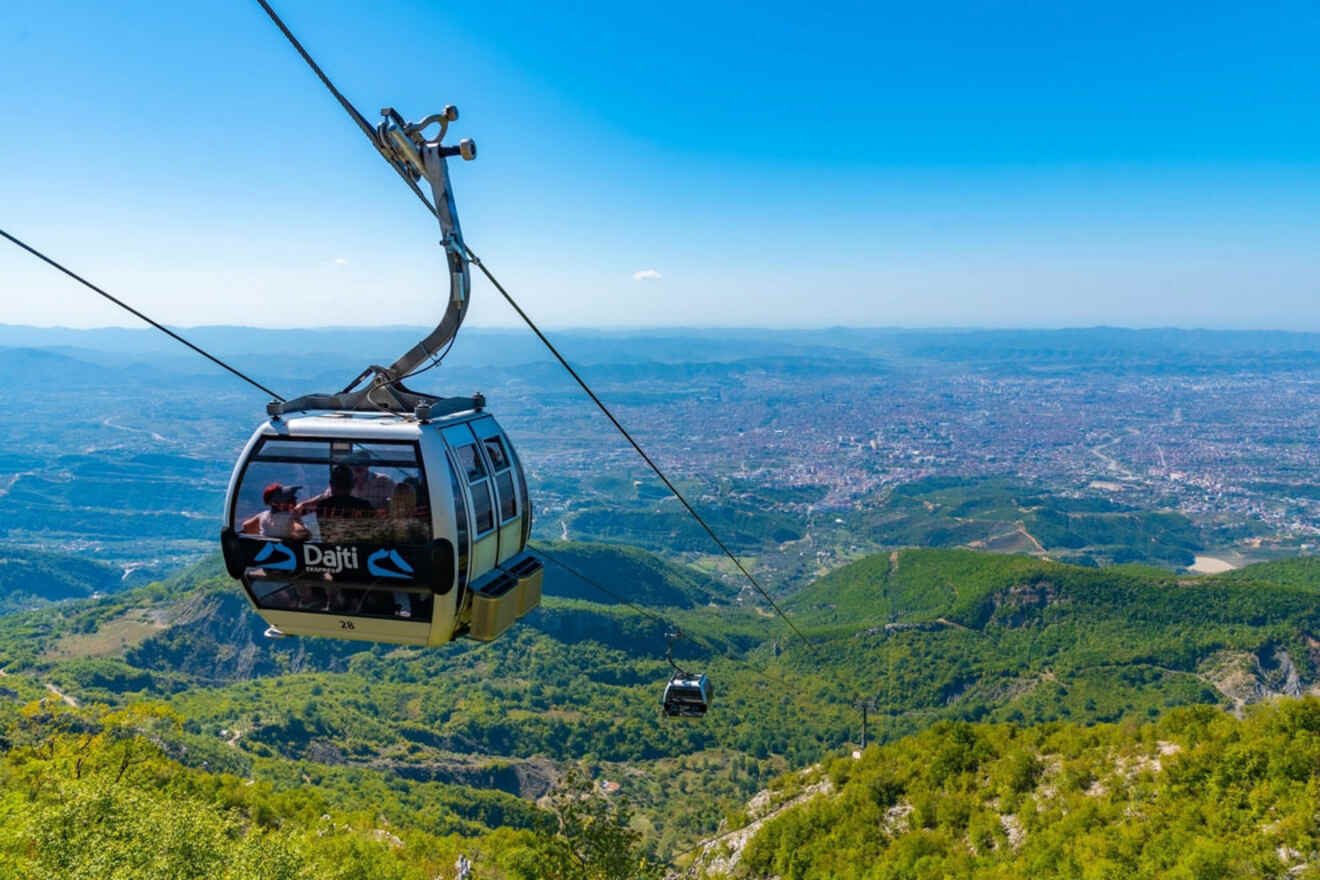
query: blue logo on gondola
253 541 297 572
367 549 414 579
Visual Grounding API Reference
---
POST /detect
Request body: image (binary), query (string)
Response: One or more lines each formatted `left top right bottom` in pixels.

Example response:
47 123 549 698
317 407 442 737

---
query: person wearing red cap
241 482 309 539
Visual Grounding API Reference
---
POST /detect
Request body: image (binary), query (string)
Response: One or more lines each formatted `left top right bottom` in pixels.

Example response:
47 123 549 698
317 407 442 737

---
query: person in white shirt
242 483 309 540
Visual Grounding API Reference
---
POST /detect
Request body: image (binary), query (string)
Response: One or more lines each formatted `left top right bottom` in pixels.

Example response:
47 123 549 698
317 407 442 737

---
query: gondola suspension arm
378 107 477 383
253 0 823 665
266 104 478 417
254 2 477 417
665 630 688 677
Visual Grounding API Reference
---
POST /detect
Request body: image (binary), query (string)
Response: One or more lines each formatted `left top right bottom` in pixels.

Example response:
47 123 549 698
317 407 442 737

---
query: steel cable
0 228 286 402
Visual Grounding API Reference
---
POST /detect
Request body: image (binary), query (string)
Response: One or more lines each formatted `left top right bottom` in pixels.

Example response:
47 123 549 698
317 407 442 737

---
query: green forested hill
0 546 124 612
783 548 1320 739
563 503 806 555
847 478 1205 567
693 699 1320 879
536 540 738 608
1215 555 1320 591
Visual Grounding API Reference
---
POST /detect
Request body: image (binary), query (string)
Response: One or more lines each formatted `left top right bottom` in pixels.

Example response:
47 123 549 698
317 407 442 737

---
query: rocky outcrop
679 768 834 879
125 589 360 682
988 580 1064 628
367 755 558 800
1198 645 1307 715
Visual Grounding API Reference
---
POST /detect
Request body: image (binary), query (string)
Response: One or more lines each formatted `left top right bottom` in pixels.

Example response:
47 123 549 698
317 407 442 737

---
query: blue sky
2 0 1318 329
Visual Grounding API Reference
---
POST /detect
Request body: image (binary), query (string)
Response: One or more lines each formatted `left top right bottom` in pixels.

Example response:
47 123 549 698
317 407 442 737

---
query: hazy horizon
6 321 1320 336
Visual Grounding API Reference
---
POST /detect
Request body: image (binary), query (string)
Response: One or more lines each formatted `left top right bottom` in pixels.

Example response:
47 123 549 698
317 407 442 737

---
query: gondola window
456 442 496 534
484 435 518 523
232 437 432 545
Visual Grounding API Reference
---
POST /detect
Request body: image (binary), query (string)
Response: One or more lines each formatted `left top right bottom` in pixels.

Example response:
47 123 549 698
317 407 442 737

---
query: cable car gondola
663 673 714 718
661 631 713 717
219 105 542 646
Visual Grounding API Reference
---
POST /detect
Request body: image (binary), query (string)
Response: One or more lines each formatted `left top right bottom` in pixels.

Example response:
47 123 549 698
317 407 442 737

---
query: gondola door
442 422 500 579
470 418 524 565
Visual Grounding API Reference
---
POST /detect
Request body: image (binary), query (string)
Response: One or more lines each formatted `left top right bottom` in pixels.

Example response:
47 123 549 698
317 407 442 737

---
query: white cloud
333 257 349 266
631 268 662 281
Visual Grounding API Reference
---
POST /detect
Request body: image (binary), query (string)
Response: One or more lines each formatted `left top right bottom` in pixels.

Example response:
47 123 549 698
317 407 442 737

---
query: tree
518 769 663 880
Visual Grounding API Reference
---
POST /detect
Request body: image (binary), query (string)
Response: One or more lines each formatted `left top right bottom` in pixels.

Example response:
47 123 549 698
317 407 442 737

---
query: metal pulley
377 105 477 181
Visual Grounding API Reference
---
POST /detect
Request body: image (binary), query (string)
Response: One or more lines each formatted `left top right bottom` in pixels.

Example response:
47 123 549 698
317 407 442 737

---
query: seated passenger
326 585 366 613
408 592 433 622
351 460 395 509
262 580 326 611
387 482 428 544
251 580 297 609
305 465 374 543
241 483 309 540
293 581 327 611
383 484 428 616
360 588 399 617
484 438 508 470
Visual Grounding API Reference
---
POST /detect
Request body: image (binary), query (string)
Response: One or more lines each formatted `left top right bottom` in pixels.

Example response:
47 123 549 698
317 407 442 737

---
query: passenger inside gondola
241 483 309 539
387 482 428 543
300 464 374 542
254 580 327 611
350 459 395 508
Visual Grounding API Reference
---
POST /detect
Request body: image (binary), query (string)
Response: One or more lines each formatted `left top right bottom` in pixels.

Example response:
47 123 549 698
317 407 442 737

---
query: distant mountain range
6 324 1320 378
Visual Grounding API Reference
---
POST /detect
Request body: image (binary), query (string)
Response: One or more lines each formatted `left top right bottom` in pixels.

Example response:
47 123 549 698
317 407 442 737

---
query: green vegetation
785 548 1320 735
3 542 1320 865
0 453 224 543
718 699 1320 879
850 478 1203 567
565 504 805 554
535 540 737 608
1216 556 1320 591
0 700 661 880
0 546 123 612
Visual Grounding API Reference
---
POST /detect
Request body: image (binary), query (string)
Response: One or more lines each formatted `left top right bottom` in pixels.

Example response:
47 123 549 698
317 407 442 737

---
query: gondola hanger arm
267 104 478 417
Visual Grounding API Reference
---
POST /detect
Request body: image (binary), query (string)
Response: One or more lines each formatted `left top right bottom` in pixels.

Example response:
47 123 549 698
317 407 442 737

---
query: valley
2 326 1320 876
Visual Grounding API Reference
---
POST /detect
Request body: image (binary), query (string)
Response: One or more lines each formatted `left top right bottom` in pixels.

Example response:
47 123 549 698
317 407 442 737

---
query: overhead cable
253 0 441 220
0 229 286 402
469 251 822 659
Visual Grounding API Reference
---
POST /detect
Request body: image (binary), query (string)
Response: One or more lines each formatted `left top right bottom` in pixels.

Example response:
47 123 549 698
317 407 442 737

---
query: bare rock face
679 768 834 879
304 739 347 766
988 580 1063 628
124 589 360 682
1199 645 1308 714
368 755 559 800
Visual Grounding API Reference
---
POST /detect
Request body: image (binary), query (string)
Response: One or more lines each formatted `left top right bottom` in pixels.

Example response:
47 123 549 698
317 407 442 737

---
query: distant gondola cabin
663 673 713 717
221 408 541 646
